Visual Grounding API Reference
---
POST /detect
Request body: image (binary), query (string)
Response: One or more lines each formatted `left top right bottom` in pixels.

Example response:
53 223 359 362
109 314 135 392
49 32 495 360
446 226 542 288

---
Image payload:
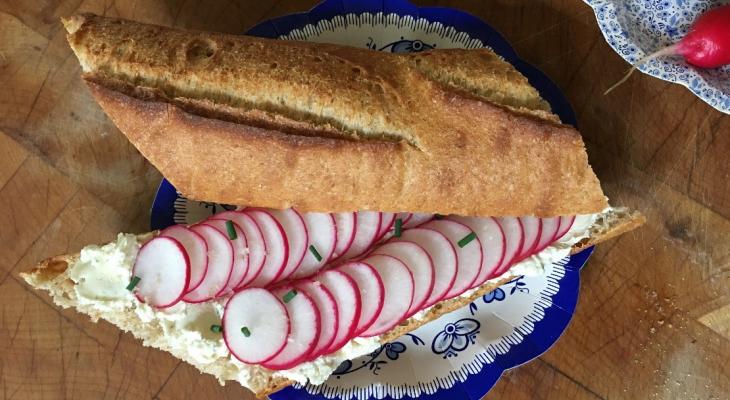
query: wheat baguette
21 208 644 398
62 14 607 217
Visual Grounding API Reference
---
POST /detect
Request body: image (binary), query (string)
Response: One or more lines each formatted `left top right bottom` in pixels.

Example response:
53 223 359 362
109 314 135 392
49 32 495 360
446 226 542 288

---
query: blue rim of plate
149 1 591 399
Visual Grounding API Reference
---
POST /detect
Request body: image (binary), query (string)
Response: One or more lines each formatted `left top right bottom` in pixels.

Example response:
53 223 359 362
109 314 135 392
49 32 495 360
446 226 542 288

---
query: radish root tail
604 45 679 95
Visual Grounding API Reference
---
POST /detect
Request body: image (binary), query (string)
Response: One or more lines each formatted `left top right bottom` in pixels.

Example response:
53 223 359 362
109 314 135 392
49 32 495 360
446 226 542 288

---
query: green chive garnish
309 245 322 262
458 232 477 248
126 276 141 291
241 326 251 337
210 324 223 333
282 289 298 303
394 218 403 237
225 220 237 240
434 214 444 220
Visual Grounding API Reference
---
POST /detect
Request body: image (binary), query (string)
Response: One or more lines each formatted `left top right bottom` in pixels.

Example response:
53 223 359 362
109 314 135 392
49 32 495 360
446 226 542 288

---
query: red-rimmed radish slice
395 228 456 307
296 280 338 360
535 217 560 253
370 241 434 316
223 288 290 364
448 216 505 282
331 212 356 260
403 213 434 228
294 212 336 279
261 287 320 370
359 255 414 337
213 211 266 288
337 262 384 335
244 209 289 287
492 217 525 278
183 224 234 302
201 220 248 291
517 217 541 261
316 270 361 355
339 211 382 260
374 213 396 242
421 220 483 298
132 237 190 308
554 216 576 241
266 208 308 280
160 225 207 292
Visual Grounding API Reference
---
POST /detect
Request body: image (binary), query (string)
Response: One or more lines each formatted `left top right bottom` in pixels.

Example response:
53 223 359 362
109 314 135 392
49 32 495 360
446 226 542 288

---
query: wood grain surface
0 1 728 399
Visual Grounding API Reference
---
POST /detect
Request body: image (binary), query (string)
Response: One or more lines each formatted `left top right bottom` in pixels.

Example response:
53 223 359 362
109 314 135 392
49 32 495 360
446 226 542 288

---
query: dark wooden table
1 1 728 399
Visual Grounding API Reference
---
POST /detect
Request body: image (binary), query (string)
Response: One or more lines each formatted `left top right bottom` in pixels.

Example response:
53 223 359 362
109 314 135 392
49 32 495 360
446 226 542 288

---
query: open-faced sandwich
22 14 645 398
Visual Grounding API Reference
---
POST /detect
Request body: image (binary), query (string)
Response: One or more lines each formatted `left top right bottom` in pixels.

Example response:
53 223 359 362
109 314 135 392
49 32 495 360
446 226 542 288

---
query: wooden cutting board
0 1 728 399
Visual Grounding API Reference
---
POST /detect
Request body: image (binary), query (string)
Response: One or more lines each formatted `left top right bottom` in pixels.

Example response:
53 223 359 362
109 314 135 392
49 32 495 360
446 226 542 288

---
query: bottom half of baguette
21 208 644 398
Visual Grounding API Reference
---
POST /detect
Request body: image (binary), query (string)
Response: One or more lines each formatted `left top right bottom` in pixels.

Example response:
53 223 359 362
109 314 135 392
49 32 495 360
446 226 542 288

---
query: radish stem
604 44 679 95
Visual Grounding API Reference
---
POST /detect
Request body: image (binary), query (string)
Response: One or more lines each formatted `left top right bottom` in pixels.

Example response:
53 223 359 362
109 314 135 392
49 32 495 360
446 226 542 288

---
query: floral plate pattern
150 0 594 399
584 0 730 113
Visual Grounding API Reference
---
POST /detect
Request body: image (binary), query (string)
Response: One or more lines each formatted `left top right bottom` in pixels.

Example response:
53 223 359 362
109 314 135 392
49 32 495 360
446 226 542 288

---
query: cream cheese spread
65 210 606 390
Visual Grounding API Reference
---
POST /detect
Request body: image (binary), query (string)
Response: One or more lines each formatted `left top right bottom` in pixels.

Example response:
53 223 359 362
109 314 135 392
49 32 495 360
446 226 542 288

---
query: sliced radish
316 270 361 355
296 280 339 360
183 224 234 302
338 211 382 260
555 216 576 241
517 216 541 261
421 220 483 298
359 254 414 337
244 209 289 287
492 217 525 278
223 288 290 364
403 213 434 228
370 241 434 316
265 208 308 280
132 236 190 308
201 220 249 291
374 212 396 242
213 211 266 288
261 287 320 370
293 212 336 279
394 228 456 307
331 212 356 260
160 225 207 292
535 217 560 253
447 216 505 282
337 262 385 335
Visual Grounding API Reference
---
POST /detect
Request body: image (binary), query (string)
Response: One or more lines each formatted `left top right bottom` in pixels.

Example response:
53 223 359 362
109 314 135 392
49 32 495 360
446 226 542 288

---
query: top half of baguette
62 13 608 217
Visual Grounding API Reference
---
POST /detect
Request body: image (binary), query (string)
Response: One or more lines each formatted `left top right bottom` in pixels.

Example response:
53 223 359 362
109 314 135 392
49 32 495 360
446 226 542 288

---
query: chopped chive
394 218 403 237
241 326 251 337
282 289 298 303
434 214 444 220
458 232 477 248
308 245 322 262
126 276 141 291
225 220 237 240
210 324 223 333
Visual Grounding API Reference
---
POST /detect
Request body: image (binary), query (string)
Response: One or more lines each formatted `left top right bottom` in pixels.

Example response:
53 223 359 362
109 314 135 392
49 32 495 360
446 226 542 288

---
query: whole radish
606 4 730 94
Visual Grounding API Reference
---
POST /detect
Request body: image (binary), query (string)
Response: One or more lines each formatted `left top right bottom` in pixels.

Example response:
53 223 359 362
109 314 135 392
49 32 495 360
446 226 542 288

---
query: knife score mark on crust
83 74 423 150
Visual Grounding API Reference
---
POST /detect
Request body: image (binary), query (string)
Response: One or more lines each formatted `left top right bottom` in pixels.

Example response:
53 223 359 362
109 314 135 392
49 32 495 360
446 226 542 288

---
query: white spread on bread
65 209 607 389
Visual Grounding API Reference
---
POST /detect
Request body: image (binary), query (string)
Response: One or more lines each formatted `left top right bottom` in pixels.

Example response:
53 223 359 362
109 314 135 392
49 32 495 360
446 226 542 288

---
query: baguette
62 14 607 217
32 13 648 399
21 208 644 398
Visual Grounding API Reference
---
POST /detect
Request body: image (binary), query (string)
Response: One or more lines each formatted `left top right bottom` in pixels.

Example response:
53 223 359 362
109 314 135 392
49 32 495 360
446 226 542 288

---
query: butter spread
65 210 605 391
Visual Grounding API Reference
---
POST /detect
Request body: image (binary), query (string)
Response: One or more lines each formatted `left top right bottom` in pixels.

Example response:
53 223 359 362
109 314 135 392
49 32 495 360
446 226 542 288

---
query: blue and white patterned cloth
584 0 730 113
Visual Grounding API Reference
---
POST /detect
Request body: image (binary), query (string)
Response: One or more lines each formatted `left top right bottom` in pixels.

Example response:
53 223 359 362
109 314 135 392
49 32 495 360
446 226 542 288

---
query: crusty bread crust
21 208 643 398
63 14 608 217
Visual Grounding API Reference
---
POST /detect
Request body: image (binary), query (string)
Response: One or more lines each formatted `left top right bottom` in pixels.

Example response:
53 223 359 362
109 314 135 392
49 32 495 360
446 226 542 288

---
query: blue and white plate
150 1 593 399
584 0 730 114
